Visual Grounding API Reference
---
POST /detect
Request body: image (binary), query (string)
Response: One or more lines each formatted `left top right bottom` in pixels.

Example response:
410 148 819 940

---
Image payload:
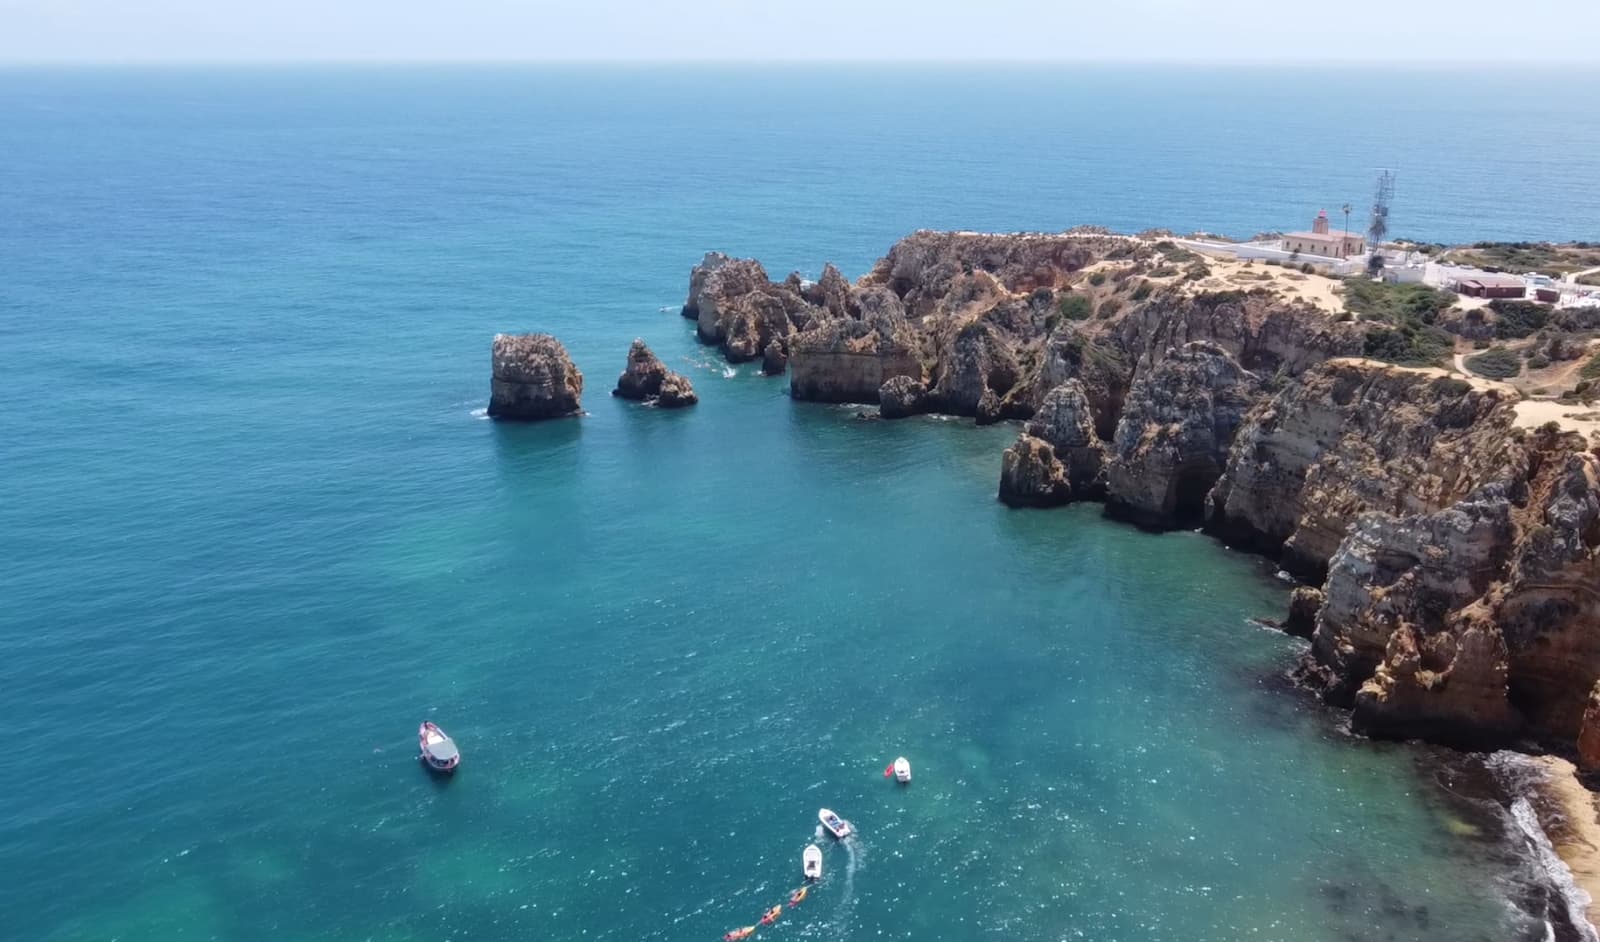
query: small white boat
893 756 911 783
418 721 460 773
818 808 851 839
802 844 822 881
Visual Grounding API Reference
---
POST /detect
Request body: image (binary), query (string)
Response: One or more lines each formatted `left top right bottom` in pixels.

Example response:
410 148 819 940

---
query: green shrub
1184 260 1212 281
1097 298 1123 318
1148 265 1179 278
1581 354 1600 380
1489 299 1553 339
1465 346 1522 379
1528 353 1552 370
1058 294 1093 321
1363 324 1454 366
1300 262 1315 274
1088 271 1107 286
1342 279 1457 324
1131 280 1153 301
1153 240 1199 263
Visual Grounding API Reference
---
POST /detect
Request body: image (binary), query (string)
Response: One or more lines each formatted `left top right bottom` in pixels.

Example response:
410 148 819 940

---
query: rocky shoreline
679 229 1600 931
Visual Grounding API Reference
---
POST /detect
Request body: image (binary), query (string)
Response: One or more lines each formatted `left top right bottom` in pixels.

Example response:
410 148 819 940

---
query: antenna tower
1368 170 1395 249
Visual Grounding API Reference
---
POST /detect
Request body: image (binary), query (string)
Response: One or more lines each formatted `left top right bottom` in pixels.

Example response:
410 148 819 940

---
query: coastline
1538 756 1600 934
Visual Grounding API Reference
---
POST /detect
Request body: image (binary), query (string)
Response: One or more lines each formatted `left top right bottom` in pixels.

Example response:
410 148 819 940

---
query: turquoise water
5 66 1598 941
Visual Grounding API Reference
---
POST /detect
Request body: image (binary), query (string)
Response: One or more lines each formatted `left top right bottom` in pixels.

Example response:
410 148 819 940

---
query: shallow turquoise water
5 66 1597 941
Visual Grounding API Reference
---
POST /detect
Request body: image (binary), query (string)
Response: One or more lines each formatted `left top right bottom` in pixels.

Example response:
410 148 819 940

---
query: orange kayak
789 886 808 907
760 905 782 925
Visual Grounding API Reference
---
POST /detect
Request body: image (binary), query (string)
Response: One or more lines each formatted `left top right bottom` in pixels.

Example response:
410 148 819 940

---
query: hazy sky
2 0 1596 64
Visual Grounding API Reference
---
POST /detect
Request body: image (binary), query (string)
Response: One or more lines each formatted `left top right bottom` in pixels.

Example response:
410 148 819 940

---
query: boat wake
830 831 862 937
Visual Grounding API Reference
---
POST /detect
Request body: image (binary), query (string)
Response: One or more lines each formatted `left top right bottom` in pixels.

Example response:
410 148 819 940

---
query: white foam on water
830 830 862 936
470 407 488 420
1509 796 1600 942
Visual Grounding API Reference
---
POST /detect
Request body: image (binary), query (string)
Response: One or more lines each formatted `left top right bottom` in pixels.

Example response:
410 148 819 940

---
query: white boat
418 721 460 773
893 756 911 783
818 808 851 839
802 844 822 881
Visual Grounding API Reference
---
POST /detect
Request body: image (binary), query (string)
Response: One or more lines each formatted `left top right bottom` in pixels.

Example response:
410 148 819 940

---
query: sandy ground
1514 399 1600 437
1537 756 1600 931
1195 256 1348 310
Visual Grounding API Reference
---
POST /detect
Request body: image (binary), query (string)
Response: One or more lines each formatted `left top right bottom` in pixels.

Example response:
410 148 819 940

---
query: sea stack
487 333 583 420
612 339 698 408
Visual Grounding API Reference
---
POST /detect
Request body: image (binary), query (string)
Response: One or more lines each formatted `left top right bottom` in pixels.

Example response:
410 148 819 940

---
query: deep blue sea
4 66 1600 942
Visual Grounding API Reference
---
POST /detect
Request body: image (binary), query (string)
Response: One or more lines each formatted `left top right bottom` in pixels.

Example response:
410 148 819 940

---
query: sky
1 0 1597 64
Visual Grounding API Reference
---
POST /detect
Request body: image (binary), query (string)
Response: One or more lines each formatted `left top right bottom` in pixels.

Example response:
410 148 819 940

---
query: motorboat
818 808 851 839
893 756 912 783
802 844 823 881
418 721 460 773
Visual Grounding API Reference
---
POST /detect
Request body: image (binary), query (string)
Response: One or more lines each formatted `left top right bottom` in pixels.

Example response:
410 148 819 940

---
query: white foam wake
1509 795 1600 942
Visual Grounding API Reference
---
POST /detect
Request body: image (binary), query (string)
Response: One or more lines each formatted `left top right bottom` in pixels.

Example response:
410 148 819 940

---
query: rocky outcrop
878 376 928 419
1579 683 1600 773
1207 359 1522 579
788 290 922 403
488 333 583 420
998 436 1071 507
1105 341 1261 527
1023 381 1107 498
612 339 697 407
1284 587 1325 639
929 319 1022 417
761 340 788 376
1116 290 1363 376
858 230 1098 318
682 254 810 363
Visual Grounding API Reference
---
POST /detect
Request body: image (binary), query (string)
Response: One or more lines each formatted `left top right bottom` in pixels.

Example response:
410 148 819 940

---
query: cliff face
788 290 922 403
676 231 1600 759
1208 360 1522 578
1106 341 1261 527
488 333 584 420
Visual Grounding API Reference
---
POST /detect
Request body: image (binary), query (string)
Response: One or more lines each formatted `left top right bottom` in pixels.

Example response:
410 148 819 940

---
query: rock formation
878 375 928 419
1207 359 1521 579
673 229 1600 761
1017 380 1107 498
488 333 583 420
998 436 1071 507
1105 341 1261 527
612 339 697 408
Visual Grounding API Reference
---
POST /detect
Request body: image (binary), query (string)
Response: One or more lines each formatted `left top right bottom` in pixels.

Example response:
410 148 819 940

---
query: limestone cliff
1208 359 1521 579
1105 341 1261 527
488 333 583 421
788 289 922 403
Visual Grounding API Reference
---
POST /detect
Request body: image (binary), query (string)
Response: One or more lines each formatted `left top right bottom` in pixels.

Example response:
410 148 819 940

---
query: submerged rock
612 339 697 408
488 333 584 420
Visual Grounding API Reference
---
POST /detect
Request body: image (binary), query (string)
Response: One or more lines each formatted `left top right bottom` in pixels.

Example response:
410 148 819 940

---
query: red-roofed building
1283 210 1366 259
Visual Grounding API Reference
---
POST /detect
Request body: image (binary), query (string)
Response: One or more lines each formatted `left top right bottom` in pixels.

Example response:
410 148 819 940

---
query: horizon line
3 56 1599 69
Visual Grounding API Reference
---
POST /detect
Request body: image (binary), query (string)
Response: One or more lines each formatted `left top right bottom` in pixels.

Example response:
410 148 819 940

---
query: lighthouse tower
1312 210 1330 235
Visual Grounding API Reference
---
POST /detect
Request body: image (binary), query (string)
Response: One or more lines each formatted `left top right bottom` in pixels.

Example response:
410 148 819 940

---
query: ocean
3 65 1599 942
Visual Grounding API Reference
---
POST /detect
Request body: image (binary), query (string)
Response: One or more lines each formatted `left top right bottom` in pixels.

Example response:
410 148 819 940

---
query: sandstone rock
613 339 668 399
1352 617 1520 747
1208 358 1521 578
930 319 1021 417
878 375 927 419
1116 290 1363 376
654 372 698 408
975 387 1003 426
488 333 583 421
1284 586 1324 639
1579 683 1600 773
761 339 789 376
682 251 732 319
1310 486 1517 706
612 339 697 408
998 435 1071 508
858 230 1098 318
789 290 922 403
1105 341 1260 527
1025 381 1108 498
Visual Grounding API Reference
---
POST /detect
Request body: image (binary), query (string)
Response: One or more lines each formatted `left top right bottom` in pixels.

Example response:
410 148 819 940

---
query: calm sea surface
4 66 1599 942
